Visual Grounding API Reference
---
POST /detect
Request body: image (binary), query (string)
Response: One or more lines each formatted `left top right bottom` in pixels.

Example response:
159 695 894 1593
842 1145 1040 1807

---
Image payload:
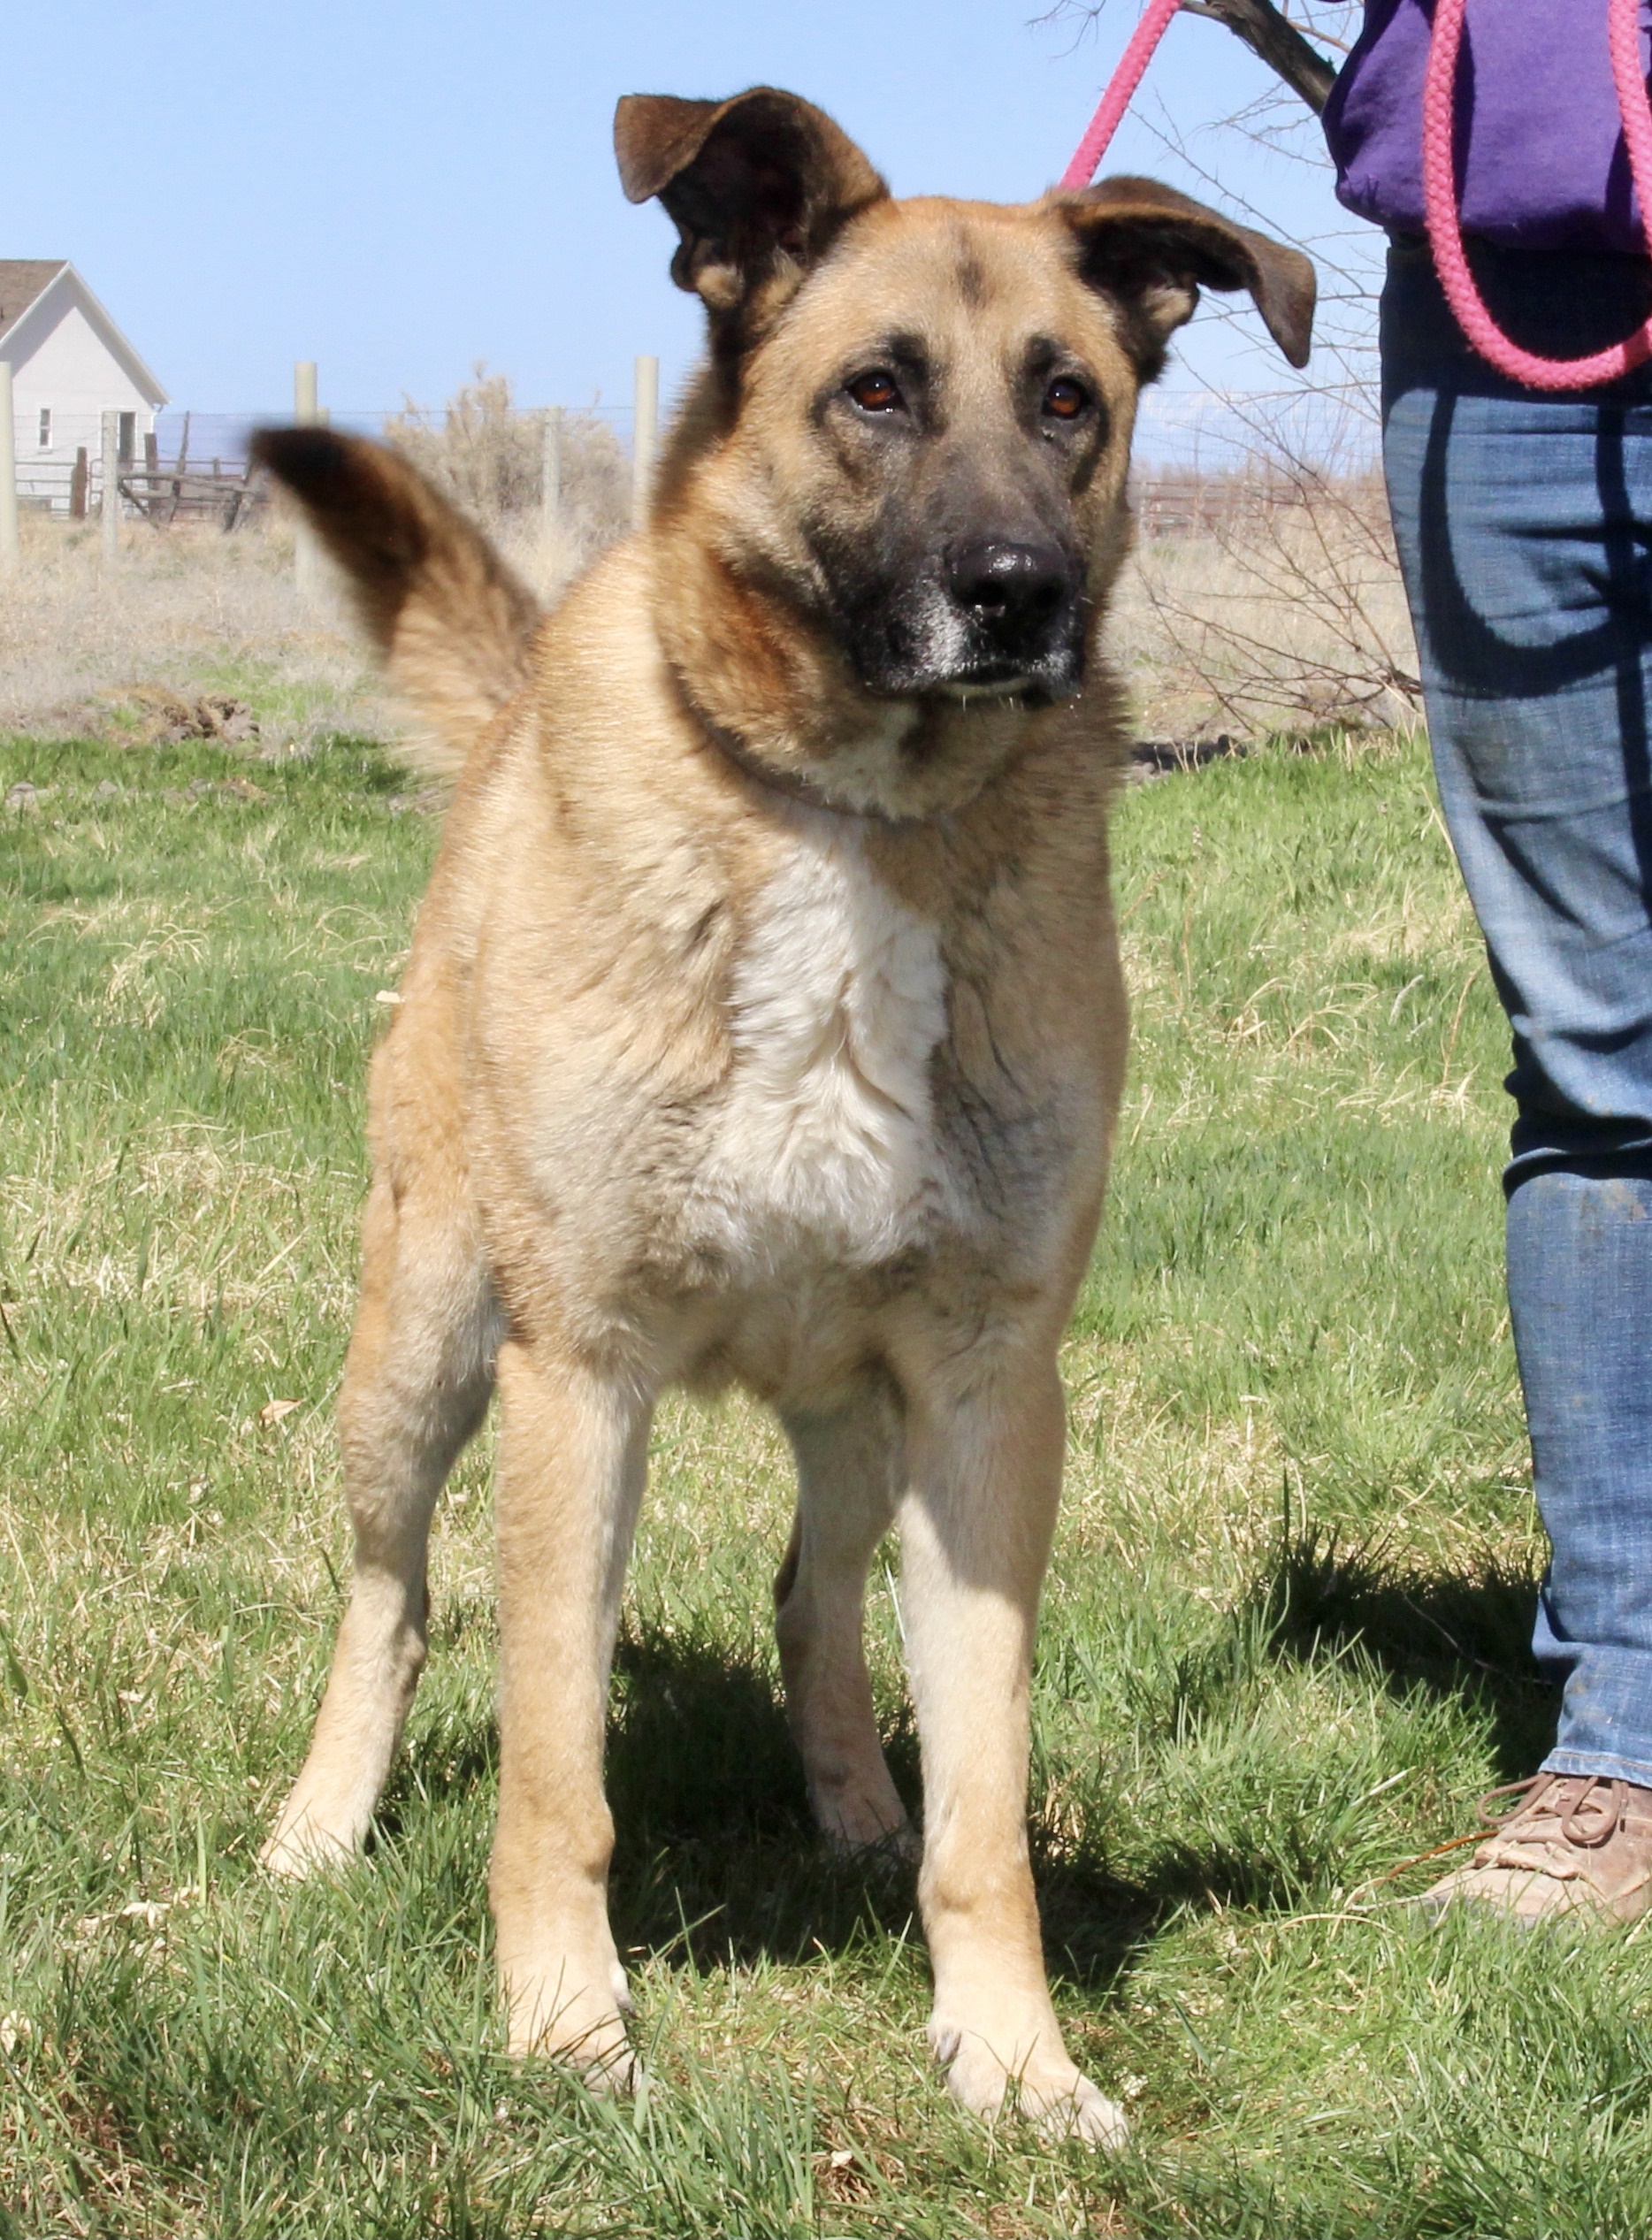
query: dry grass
4 432 1412 764
0 511 386 747
0 512 610 757
0 373 629 753
1116 470 1419 741
384 368 629 588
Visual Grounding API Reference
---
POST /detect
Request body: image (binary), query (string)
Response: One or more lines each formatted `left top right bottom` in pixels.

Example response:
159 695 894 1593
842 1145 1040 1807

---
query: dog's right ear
615 88 887 343
1060 178 1315 375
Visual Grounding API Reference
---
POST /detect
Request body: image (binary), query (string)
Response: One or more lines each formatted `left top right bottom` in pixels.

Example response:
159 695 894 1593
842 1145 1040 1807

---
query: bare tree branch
1049 0 1342 116
1176 0 1337 115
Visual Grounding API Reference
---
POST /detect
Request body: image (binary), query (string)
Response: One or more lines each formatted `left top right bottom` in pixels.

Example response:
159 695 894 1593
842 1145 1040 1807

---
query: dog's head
619 88 1312 809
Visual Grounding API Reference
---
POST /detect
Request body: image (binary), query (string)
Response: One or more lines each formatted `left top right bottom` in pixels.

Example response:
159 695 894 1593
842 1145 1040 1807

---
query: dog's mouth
866 645 1082 709
844 588 1086 708
927 667 1051 705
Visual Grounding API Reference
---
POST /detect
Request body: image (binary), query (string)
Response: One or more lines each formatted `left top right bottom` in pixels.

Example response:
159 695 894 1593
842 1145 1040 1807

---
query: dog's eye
847 370 905 414
1042 378 1090 422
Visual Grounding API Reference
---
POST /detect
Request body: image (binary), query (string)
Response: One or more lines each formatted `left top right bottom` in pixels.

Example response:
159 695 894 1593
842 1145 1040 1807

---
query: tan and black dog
255 88 1312 2143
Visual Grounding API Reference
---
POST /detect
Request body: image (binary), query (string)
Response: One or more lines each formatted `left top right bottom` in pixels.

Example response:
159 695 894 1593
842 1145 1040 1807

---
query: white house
0 262 167 513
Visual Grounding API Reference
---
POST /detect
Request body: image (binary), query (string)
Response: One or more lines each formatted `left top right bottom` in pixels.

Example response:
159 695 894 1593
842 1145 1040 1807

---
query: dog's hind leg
776 1382 912 1852
264 1165 496 1877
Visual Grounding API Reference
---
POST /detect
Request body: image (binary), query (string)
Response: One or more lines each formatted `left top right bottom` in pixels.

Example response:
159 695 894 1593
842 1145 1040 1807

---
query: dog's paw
259 1804 358 1880
570 2030 641 2099
1020 2068 1129 2147
820 1809 919 1867
808 1772 914 1857
504 1961 637 2093
933 2022 1129 2148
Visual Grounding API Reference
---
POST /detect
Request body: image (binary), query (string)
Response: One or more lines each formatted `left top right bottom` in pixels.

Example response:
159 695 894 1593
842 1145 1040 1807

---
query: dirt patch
120 686 260 746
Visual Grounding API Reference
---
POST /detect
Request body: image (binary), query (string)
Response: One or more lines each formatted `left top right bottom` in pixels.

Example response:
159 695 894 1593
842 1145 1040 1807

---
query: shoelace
1478 1772 1628 1850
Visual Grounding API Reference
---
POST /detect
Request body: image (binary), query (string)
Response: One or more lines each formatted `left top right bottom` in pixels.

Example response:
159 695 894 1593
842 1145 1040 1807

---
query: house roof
0 260 167 407
0 262 68 348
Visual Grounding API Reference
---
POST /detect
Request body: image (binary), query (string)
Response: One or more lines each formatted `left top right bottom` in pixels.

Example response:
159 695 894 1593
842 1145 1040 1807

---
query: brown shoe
1422 1772 1652 1926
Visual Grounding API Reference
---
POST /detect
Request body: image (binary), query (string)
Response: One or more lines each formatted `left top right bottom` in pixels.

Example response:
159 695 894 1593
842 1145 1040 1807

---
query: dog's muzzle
848 539 1086 703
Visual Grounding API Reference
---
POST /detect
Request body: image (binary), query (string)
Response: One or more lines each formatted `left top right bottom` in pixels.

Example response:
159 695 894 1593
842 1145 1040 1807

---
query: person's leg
1381 239 1652 1913
1509 1170 1652 1787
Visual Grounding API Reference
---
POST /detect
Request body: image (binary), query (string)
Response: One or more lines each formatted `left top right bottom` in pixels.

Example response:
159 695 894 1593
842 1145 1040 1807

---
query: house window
36 409 50 450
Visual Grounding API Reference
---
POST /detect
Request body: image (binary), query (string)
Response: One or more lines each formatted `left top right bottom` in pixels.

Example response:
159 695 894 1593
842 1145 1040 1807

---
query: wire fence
5 360 1381 526
8 404 642 524
146 403 639 467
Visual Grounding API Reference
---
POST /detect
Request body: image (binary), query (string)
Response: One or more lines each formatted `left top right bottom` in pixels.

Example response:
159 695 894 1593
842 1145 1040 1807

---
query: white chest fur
697 814 956 1272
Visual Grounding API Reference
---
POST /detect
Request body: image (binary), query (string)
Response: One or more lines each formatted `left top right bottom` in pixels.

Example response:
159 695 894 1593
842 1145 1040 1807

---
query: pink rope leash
1059 0 1182 189
1422 0 1652 388
1061 0 1652 393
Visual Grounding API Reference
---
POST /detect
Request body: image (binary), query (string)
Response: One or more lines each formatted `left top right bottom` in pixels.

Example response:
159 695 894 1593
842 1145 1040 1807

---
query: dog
254 87 1312 2144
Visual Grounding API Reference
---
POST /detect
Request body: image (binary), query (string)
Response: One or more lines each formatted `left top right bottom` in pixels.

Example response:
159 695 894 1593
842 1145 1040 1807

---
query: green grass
2 723 1646 2236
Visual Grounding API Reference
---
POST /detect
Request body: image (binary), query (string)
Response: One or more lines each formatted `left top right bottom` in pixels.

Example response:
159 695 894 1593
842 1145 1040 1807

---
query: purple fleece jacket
1324 0 1652 252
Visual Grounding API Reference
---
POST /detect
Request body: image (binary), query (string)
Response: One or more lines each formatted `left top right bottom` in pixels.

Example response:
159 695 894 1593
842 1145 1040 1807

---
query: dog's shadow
380 1619 932 1973
378 1534 1555 2001
603 1623 933 1973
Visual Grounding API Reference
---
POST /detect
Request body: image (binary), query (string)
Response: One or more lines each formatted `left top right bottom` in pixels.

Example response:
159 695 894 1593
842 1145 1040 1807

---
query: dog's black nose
946 538 1075 643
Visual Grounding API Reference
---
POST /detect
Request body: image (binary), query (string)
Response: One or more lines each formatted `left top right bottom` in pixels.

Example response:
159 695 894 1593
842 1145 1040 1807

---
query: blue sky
12 0 1372 421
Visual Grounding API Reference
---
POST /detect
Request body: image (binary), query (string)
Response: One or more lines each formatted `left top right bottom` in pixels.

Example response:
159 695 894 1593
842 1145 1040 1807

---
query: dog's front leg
489 1335 652 2086
898 1333 1126 2146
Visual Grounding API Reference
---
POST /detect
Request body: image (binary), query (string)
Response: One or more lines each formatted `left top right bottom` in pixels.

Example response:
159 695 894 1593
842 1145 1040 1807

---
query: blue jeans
1383 234 1652 1786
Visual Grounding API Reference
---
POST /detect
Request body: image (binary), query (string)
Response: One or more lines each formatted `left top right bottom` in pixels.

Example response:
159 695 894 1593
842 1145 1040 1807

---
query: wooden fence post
168 412 190 525
294 361 319 599
101 409 120 566
540 406 564 561
631 355 658 528
0 361 19 577
71 448 88 519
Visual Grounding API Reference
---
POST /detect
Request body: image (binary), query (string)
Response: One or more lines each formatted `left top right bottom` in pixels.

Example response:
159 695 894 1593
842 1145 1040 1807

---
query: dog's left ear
1060 177 1315 374
616 87 888 342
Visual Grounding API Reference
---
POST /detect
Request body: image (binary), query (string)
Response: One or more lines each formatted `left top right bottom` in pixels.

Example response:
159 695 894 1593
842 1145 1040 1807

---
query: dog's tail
253 428 539 777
